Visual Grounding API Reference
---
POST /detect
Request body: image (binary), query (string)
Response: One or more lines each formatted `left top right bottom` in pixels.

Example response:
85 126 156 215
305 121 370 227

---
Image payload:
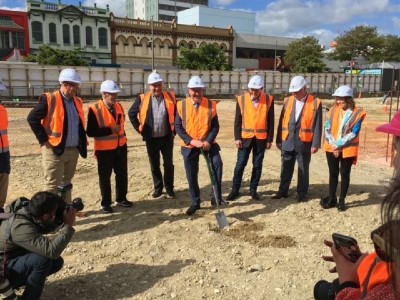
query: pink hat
376 111 400 136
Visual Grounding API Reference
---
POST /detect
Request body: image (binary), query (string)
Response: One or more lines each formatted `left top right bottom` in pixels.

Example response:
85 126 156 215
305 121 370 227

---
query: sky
2 0 400 47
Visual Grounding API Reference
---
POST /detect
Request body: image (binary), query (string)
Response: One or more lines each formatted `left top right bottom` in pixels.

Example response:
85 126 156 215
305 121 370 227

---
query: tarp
367 62 400 69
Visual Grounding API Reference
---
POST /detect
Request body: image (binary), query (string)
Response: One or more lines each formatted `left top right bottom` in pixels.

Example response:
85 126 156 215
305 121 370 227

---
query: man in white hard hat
27 68 87 202
0 83 10 208
175 76 223 216
86 80 132 213
273 75 322 202
128 72 176 199
226 75 274 201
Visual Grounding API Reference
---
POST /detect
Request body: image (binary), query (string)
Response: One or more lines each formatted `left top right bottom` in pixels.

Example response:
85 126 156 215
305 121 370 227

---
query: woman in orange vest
314 111 400 300
86 80 132 213
320 86 366 211
0 103 10 207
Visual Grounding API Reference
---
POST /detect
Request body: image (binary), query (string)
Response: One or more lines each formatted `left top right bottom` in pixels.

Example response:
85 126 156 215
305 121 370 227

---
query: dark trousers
7 253 63 300
278 150 311 197
232 139 265 191
96 144 128 207
182 147 223 206
326 152 354 199
145 135 174 192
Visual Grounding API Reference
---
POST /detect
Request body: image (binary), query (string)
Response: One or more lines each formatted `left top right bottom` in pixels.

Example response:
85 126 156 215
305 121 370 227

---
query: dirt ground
5 97 398 299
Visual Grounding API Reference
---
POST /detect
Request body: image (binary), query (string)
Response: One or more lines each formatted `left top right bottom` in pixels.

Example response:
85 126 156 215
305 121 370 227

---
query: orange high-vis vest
139 91 176 133
238 92 273 140
41 91 85 147
89 100 127 151
281 95 320 142
0 105 9 153
176 97 217 148
357 252 391 296
323 107 366 158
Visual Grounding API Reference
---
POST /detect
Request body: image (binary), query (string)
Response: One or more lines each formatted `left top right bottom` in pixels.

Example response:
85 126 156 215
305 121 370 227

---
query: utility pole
151 16 155 70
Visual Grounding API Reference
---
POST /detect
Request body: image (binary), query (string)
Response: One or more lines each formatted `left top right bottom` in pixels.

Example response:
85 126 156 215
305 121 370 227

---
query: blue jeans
7 253 64 300
231 141 265 191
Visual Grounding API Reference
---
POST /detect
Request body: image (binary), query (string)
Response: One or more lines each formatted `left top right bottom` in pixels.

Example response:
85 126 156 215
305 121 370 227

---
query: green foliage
376 35 400 62
329 25 384 62
177 44 231 71
23 45 89 66
284 36 327 72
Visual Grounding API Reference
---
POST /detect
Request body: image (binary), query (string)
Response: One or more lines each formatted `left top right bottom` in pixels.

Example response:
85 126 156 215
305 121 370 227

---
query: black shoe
297 194 308 202
102 206 113 213
250 190 261 201
337 198 346 211
152 189 163 198
166 189 176 199
116 200 133 208
226 189 239 201
271 192 288 200
186 204 200 216
211 198 226 206
320 196 337 209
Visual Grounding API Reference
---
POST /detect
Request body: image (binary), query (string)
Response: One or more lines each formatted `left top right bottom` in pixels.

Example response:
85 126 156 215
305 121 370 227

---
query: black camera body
54 183 84 225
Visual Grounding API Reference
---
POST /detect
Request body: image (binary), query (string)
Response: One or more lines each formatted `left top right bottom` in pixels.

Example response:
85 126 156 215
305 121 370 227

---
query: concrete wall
0 63 383 99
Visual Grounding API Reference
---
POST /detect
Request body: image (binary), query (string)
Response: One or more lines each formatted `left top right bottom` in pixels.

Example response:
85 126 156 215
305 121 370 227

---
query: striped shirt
61 92 80 147
151 94 168 137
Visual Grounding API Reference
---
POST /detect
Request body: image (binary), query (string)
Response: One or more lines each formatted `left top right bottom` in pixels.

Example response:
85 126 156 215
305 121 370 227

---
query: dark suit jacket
276 94 322 153
128 93 175 141
27 92 87 158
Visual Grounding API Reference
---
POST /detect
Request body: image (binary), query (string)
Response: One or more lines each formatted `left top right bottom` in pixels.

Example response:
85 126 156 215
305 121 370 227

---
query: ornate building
110 15 233 67
27 0 112 64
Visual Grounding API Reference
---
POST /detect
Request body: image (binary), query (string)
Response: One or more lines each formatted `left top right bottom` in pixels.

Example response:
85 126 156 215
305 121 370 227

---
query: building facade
0 10 30 61
110 15 233 68
125 0 208 21
27 0 112 64
178 6 255 35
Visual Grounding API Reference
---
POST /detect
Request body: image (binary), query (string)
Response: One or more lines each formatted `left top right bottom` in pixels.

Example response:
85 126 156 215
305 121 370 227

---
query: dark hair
338 96 356 110
27 191 61 218
381 176 400 290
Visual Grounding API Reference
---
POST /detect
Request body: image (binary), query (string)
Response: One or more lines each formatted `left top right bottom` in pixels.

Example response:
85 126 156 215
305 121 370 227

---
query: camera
54 183 84 225
313 278 340 300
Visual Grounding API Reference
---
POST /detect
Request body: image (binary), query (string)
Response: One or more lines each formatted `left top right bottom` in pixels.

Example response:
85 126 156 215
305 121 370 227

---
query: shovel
200 149 229 229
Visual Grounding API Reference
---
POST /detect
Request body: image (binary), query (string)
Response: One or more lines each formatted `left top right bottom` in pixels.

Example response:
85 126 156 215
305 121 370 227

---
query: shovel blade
215 211 229 229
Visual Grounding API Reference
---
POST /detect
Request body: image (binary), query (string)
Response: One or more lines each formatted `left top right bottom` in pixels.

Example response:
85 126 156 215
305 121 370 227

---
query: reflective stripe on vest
357 253 391 297
41 91 85 147
177 97 215 148
90 100 127 151
281 95 319 142
139 91 176 133
0 105 9 153
323 107 366 158
238 92 272 139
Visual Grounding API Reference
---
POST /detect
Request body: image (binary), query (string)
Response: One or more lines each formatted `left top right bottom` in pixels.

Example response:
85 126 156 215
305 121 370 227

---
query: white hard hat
59 68 82 84
248 75 264 89
100 80 121 93
148 72 163 84
332 85 353 97
289 76 307 92
187 76 205 88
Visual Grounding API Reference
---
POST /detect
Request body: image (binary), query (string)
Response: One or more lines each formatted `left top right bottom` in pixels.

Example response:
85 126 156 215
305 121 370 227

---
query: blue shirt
61 93 80 147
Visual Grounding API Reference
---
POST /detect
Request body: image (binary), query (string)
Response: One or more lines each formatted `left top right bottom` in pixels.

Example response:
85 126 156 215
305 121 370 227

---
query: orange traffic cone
384 104 389 114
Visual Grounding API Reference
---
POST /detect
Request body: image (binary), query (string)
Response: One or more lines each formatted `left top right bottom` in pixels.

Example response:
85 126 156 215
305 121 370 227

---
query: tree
329 25 384 62
177 43 231 71
377 35 400 62
284 36 327 73
23 45 89 66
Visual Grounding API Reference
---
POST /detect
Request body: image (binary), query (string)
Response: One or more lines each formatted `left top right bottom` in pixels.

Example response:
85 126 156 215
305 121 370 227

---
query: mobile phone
332 233 362 263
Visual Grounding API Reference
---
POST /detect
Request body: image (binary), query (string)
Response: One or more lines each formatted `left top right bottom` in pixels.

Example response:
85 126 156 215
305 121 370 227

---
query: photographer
0 191 77 300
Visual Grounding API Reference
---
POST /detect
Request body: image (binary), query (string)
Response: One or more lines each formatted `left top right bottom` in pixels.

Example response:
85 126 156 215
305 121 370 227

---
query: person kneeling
0 191 77 300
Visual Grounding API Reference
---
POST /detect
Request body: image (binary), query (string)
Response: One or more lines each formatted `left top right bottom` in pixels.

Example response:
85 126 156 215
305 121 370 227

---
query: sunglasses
371 221 400 263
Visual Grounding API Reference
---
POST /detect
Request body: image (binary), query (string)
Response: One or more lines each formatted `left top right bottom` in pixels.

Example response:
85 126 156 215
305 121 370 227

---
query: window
86 26 93 46
12 32 25 50
31 21 43 43
63 24 70 45
0 31 10 48
73 25 80 46
98 27 107 47
49 23 57 44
